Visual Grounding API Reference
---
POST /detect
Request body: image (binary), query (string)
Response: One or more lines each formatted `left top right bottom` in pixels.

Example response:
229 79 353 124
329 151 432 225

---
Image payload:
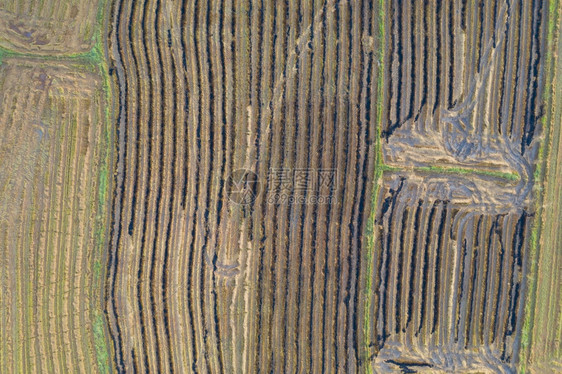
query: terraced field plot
372 0 545 371
0 57 111 373
0 0 101 53
107 0 380 371
2 0 562 373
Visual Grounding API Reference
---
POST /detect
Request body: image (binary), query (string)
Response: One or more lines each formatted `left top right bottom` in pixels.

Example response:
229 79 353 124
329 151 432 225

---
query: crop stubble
0 57 111 372
106 0 380 372
373 0 546 372
0 0 558 372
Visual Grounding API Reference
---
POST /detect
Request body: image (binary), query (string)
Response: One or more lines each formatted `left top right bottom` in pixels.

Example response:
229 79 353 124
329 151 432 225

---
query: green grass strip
414 165 520 181
363 0 385 372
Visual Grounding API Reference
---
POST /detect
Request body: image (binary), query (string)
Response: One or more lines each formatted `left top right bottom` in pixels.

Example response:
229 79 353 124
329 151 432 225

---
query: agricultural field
0 57 112 371
107 0 379 371
0 0 561 373
0 0 101 53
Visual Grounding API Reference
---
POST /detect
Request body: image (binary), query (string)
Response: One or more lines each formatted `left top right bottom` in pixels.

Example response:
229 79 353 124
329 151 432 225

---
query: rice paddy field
0 0 561 373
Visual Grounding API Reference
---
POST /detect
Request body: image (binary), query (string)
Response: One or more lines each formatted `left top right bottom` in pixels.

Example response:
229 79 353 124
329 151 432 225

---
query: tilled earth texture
0 0 561 373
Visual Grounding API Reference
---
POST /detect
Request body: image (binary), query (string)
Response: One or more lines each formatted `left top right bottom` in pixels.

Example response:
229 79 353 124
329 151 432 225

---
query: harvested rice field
0 0 561 373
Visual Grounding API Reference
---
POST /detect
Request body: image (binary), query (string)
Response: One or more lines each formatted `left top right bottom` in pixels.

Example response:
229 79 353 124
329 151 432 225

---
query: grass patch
414 165 520 181
90 0 114 370
363 0 385 372
378 164 520 181
93 312 111 374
